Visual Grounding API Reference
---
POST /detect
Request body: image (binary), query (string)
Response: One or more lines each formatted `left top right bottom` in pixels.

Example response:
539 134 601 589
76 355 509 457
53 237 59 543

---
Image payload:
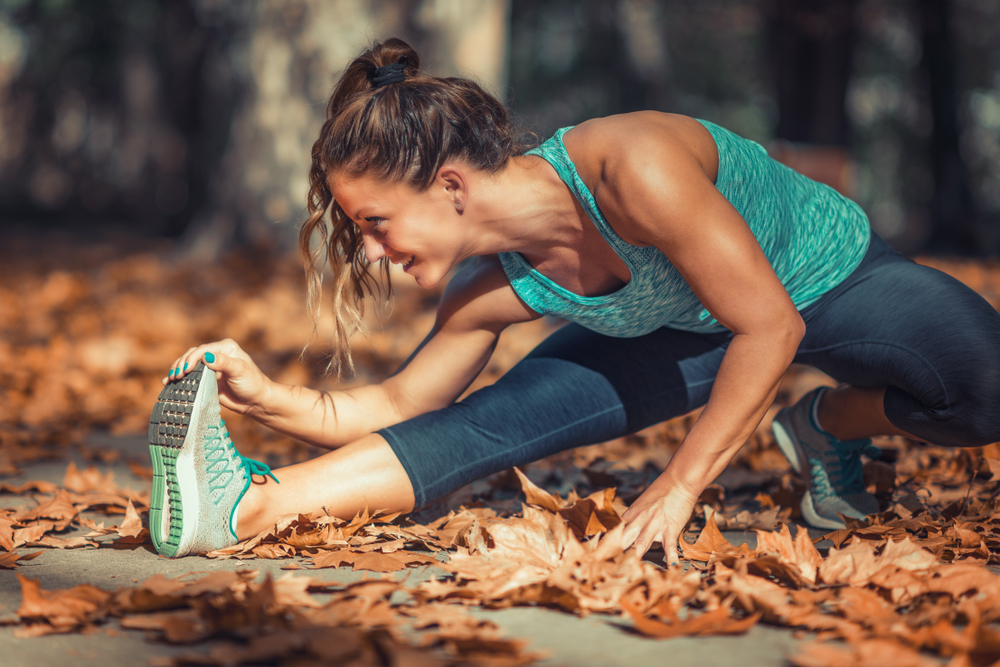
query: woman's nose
362 234 387 262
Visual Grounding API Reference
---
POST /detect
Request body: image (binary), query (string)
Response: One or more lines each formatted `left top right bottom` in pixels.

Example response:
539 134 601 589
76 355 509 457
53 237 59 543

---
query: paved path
1 435 806 667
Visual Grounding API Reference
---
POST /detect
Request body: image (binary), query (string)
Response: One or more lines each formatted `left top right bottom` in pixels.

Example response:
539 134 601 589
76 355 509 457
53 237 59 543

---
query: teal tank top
497 119 870 336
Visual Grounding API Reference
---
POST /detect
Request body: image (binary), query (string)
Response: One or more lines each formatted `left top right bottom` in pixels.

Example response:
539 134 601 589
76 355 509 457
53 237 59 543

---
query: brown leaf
14 489 78 529
63 462 117 494
0 511 18 551
30 536 96 549
309 549 354 570
0 550 43 569
16 574 113 634
116 499 144 538
681 514 744 562
621 597 760 638
558 487 621 539
753 523 823 586
513 467 564 512
351 551 413 573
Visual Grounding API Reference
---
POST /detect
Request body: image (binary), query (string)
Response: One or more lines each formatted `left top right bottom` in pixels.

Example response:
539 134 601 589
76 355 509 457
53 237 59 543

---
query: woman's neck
464 155 584 259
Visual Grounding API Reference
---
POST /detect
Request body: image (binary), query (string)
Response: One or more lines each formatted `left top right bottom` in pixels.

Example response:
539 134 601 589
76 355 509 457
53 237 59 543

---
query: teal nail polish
205 352 216 363
168 368 175 377
183 362 188 371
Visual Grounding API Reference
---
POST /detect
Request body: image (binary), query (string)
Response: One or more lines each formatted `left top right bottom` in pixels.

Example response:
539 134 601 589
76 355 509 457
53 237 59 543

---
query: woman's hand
163 338 273 416
620 471 702 566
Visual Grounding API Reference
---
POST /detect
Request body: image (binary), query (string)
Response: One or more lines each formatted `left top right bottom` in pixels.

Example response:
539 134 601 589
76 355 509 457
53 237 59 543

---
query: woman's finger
163 347 199 384
168 341 246 383
630 517 664 558
661 527 682 566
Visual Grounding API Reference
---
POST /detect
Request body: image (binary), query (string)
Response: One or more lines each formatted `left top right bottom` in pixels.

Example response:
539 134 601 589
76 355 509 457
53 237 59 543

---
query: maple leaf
115 499 145 538
13 489 79 530
680 514 749 562
752 523 823 586
513 467 564 512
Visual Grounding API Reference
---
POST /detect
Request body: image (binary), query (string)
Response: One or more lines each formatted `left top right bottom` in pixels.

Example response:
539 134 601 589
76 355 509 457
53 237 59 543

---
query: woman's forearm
658 322 803 497
246 380 406 449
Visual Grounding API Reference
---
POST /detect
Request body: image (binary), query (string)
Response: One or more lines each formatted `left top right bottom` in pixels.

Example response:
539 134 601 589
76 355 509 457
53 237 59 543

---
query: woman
148 39 1000 560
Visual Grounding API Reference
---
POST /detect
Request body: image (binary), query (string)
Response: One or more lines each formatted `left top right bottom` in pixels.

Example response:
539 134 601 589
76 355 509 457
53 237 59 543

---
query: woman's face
330 170 465 289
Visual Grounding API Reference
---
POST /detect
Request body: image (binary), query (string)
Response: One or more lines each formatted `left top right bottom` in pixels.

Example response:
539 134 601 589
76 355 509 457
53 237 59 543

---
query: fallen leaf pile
1 462 149 560
7 569 539 666
3 236 1000 665
0 238 558 474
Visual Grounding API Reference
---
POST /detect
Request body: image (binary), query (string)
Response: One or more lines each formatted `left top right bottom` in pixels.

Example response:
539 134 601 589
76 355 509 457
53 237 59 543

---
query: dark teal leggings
379 232 1000 508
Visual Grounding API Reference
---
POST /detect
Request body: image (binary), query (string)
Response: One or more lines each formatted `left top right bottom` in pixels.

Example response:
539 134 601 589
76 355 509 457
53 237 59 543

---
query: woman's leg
795 237 1000 448
771 231 1000 529
235 434 413 539
816 387 909 441
239 323 733 530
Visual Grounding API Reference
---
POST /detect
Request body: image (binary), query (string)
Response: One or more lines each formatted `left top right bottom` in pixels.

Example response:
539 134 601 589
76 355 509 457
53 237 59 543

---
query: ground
2 234 1000 666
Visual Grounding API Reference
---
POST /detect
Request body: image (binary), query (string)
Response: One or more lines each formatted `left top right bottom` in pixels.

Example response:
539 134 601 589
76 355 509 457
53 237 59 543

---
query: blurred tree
0 0 243 237
0 0 511 255
919 0 978 253
763 0 859 196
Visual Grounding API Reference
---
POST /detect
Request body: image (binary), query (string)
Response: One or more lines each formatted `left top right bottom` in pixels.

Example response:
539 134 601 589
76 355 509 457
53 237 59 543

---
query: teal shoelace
822 438 881 497
205 420 279 502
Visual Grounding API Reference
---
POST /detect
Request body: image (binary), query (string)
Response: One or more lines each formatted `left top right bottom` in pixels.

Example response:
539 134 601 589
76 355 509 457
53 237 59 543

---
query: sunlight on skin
234 433 415 540
818 386 914 441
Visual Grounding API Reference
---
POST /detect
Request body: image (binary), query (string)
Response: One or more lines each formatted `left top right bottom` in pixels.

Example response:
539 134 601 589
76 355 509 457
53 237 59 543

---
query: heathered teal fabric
498 120 871 336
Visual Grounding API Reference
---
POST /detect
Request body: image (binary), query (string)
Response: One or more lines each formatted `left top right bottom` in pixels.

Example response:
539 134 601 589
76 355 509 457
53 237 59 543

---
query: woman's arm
168 256 539 449
569 114 806 562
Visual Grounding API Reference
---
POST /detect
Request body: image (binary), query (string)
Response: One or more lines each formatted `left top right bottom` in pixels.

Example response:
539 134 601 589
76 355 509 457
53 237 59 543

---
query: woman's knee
948 373 1000 446
887 352 1000 447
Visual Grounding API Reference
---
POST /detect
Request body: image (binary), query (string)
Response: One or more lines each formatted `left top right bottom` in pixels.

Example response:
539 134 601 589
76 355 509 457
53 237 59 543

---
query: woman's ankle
234 482 266 540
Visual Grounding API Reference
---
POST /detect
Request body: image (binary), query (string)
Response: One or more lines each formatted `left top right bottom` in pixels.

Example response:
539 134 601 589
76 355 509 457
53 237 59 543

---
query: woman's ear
436 164 468 212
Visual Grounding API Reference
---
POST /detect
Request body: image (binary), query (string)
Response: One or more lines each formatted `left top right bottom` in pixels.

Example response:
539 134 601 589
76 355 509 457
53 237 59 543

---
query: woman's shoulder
562 112 720 195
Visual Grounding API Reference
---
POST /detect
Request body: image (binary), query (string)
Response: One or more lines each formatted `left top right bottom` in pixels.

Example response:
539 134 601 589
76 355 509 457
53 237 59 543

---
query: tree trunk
764 0 859 196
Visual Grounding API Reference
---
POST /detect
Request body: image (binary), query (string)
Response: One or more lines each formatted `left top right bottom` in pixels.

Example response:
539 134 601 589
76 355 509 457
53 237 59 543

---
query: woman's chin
409 266 446 289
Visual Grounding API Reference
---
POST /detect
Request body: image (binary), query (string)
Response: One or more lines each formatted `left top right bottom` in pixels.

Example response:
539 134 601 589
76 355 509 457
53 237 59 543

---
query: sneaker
148 361 278 557
771 387 880 530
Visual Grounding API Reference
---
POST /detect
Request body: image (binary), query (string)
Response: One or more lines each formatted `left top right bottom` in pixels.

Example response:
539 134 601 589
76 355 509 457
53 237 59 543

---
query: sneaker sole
772 411 847 531
799 491 847 530
148 362 213 557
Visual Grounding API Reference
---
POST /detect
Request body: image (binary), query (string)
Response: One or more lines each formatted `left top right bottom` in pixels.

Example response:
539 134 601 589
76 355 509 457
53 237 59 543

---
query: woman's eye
365 216 385 229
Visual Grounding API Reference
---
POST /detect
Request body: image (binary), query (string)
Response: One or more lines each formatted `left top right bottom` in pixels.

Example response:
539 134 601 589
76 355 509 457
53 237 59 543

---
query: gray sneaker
148 361 278 557
771 387 880 530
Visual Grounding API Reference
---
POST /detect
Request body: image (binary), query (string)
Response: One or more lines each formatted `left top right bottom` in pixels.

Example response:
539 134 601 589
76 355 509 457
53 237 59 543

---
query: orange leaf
513 467 563 512
116 499 144 538
680 514 737 561
621 597 760 638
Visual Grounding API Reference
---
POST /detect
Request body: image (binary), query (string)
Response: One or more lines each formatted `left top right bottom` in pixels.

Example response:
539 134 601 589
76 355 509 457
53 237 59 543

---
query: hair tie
371 62 406 88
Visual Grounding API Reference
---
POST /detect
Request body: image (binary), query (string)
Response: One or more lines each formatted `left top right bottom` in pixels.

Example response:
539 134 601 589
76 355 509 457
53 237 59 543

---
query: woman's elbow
779 310 806 358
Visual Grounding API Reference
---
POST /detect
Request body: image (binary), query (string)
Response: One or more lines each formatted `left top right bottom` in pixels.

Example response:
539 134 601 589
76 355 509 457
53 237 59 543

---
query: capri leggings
378 232 1000 508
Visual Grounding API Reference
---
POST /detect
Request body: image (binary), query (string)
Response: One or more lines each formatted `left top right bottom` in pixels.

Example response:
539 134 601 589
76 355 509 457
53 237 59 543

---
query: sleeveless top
497 119 871 337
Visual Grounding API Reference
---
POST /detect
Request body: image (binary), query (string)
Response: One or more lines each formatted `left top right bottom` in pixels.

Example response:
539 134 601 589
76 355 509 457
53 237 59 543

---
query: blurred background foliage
0 0 997 256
